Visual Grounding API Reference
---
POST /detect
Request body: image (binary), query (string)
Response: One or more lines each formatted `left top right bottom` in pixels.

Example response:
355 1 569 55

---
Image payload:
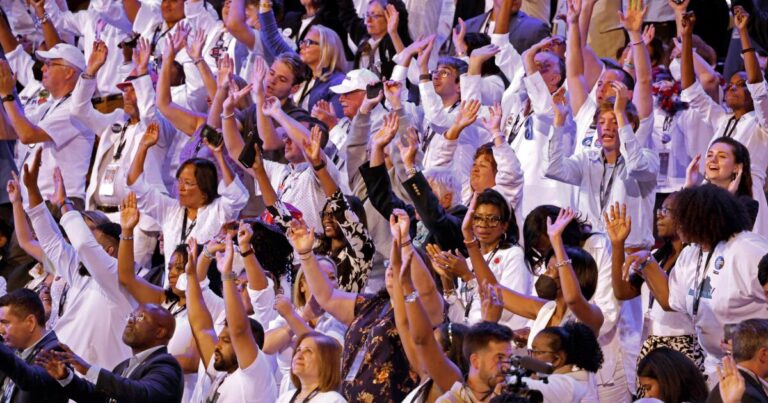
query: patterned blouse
342 293 420 402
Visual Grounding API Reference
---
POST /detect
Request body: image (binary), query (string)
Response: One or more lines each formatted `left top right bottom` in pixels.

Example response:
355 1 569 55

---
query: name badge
344 348 366 382
99 163 120 197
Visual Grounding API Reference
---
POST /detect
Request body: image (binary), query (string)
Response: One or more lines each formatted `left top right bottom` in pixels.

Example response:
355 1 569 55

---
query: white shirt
681 80 768 236
545 124 658 248
27 203 133 370
668 232 768 375
525 370 598 403
129 174 248 266
204 349 277 403
276 390 347 403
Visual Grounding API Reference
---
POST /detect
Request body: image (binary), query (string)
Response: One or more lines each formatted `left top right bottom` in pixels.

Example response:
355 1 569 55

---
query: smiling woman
275 332 346 403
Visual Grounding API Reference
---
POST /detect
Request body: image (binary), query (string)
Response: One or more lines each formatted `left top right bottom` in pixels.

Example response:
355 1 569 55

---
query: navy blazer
463 10 549 55
63 346 183 403
707 368 768 403
0 331 68 403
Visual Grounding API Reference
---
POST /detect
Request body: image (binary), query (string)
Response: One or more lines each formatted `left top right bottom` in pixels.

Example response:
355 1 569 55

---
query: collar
20 330 50 359
132 345 166 365
289 161 310 172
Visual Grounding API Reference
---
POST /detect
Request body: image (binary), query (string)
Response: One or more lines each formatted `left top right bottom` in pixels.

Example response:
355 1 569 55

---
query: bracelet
220 112 235 120
38 12 50 25
239 247 254 257
312 159 326 171
81 72 96 80
623 62 635 70
222 271 238 281
631 40 644 47
463 237 479 247
119 234 134 241
203 245 215 259
419 73 431 82
405 291 419 303
405 167 418 177
400 238 412 247
741 47 756 54
456 51 466 58
193 58 205 65
298 250 313 260
553 258 572 268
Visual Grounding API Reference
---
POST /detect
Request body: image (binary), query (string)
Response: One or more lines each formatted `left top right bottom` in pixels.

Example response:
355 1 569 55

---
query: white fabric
524 370 598 403
204 349 278 402
275 390 347 403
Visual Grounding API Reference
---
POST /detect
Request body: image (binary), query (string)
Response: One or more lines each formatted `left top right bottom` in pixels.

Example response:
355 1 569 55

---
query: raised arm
303 125 339 197
734 7 762 85
603 203 640 300
544 91 584 185
565 0 589 116
185 239 218 368
156 36 206 136
680 11 696 90
613 82 658 181
263 97 311 149
186 29 217 100
6 175 44 262
389 239 423 377
226 0 256 49
30 0 62 49
0 10 19 54
127 123 157 186
118 193 165 304
0 60 51 144
547 209 604 334
250 58 282 151
620 0 652 119
385 4 405 53
219 236 260 369
287 219 357 326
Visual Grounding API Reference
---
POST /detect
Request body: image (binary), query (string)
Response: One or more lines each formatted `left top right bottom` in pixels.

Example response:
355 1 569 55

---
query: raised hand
603 202 631 245
287 218 315 255
302 124 325 166
216 54 234 90
453 18 467 56
120 192 141 232
383 80 403 109
311 100 338 130
388 208 410 243
455 99 481 130
140 122 160 149
619 0 647 34
552 87 569 127
462 192 478 240
667 0 689 14
86 41 109 76
274 294 295 318
6 172 21 204
35 350 68 380
727 168 743 195
215 234 235 273
417 36 435 73
396 126 419 169
566 0 582 25
237 221 254 251
546 207 576 241
55 343 90 375
187 28 207 61
185 237 198 275
718 355 746 403
685 154 701 188
611 81 629 114
733 6 749 32
372 111 399 151
360 87 384 115
164 22 188 59
22 148 43 190
50 167 66 207
641 24 655 45
384 4 399 35
680 11 696 37
261 96 282 118
481 103 503 136
480 281 504 322
134 37 151 75
251 143 265 173
622 250 653 281
223 79 254 112
469 44 500 66
425 243 472 281
0 60 17 97
250 56 268 99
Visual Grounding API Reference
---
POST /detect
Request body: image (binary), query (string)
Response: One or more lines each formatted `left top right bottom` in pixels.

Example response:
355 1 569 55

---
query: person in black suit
37 303 183 403
278 0 352 59
708 319 768 403
460 0 549 54
0 289 67 403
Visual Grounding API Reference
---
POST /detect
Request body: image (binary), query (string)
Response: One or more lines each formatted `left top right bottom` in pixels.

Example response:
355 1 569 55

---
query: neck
738 361 767 379
699 242 713 252
733 108 749 120
311 63 323 78
299 379 321 395
480 239 501 255
709 176 730 189
186 207 198 220
304 3 317 16
370 32 385 41
49 84 74 99
466 374 492 400
129 115 140 125
131 343 161 356
553 298 568 320
23 328 45 351
671 238 684 254
330 237 345 252
603 148 620 164
442 93 460 108
553 364 574 375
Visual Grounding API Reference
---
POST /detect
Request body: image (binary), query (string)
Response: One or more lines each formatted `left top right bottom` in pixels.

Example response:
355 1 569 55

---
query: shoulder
464 12 487 27
517 11 548 29
727 232 768 256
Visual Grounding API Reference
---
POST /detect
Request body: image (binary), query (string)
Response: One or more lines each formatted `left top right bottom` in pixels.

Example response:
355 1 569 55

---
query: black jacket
0 331 68 403
280 5 353 59
707 368 768 403
63 346 183 403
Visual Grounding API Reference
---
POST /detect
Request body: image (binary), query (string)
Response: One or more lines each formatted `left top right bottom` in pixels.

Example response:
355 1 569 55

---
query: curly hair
543 246 598 300
523 205 592 274
637 347 709 403
671 184 751 248
538 321 604 372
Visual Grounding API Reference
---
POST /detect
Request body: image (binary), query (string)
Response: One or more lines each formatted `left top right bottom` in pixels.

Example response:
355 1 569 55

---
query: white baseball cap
330 69 380 94
36 44 86 72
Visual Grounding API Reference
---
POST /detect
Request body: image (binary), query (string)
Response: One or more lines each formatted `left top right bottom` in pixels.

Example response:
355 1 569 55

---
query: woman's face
655 196 677 239
292 337 321 379
470 154 496 192
472 203 507 246
705 142 740 186
321 206 340 239
167 252 186 294
529 333 563 369
364 1 388 38
724 72 752 111
177 165 207 209
299 29 322 68
638 376 661 399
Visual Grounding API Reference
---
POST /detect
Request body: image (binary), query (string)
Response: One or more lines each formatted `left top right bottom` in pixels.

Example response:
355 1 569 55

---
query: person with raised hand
127 122 248 267
286 216 423 401
116 192 225 402
679 7 768 236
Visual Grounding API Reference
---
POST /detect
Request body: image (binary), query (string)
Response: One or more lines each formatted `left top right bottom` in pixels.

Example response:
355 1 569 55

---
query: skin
121 85 140 123
0 307 39 350
638 376 661 399
122 305 174 353
292 337 321 381
41 60 78 98
472 203 508 253
529 333 566 371
339 90 366 119
597 110 619 154
705 142 740 188
595 70 632 105
432 66 460 99
176 165 207 209
470 154 497 193
364 2 388 40
534 52 563 94
468 340 513 395
299 29 322 70
492 0 522 17
265 61 300 101
724 72 753 113
160 0 185 25
166 252 186 297
213 326 239 372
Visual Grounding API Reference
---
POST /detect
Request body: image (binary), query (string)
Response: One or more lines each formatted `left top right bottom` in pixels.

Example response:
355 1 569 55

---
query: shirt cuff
747 80 768 100
57 369 75 386
85 365 102 384
390 65 408 83
680 80 705 103
490 33 509 48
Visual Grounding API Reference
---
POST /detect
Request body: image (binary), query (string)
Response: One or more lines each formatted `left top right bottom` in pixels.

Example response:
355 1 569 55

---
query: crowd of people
0 0 767 401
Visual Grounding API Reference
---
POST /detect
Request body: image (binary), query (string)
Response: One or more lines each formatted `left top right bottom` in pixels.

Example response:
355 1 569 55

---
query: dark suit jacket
463 10 549 55
707 368 768 403
0 331 68 403
359 162 418 238
63 346 183 403
280 5 353 59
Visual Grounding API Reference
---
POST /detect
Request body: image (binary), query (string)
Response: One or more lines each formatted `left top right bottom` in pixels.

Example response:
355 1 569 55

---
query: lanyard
150 24 173 56
167 299 187 317
462 243 502 317
506 109 533 144
692 248 715 317
39 93 72 122
180 208 197 244
288 388 320 403
422 102 460 153
112 121 131 160
599 155 623 212
722 116 739 138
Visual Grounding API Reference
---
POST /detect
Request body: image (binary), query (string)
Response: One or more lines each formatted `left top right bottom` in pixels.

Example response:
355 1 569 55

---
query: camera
497 356 553 403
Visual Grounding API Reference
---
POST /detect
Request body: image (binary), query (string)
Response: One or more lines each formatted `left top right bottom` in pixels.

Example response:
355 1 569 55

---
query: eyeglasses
528 349 556 357
724 81 747 91
473 214 503 228
430 70 452 79
178 180 198 188
656 207 673 217
365 12 385 20
43 60 72 69
298 38 320 48
322 210 335 219
127 311 146 323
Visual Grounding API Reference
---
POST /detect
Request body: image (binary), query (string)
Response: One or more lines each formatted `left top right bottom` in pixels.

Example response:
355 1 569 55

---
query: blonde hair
310 25 349 81
290 332 343 392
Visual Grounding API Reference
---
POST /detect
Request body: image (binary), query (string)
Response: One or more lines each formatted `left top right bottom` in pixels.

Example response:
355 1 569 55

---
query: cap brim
34 49 56 61
330 83 363 94
116 82 133 91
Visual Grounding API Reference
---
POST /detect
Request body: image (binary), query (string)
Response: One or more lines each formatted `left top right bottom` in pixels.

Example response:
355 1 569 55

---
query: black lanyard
599 155 623 212
167 299 187 317
180 208 197 244
722 116 739 138
288 388 320 403
422 102 460 153
39 93 72 121
692 248 715 317
462 243 502 317
112 121 131 160
507 109 533 144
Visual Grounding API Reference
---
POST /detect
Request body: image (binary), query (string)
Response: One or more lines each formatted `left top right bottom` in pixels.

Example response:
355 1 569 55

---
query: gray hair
733 319 768 362
424 167 461 208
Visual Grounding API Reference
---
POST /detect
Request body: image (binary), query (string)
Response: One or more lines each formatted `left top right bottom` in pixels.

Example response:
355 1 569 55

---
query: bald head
122 304 176 352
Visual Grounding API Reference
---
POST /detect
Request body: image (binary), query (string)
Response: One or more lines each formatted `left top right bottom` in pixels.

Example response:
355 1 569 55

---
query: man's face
597 109 620 152
161 0 185 25
534 52 562 94
474 340 513 390
214 327 239 372
339 90 366 119
121 85 138 119
596 69 631 104
0 307 33 350
122 307 155 348
265 61 298 101
41 59 76 92
432 66 460 98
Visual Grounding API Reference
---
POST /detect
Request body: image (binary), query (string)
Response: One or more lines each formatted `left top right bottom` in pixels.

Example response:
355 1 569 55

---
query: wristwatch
1 94 16 103
222 271 238 282
312 159 326 171
239 247 254 257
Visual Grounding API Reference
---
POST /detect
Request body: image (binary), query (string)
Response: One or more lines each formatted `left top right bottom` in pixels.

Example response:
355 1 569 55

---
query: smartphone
723 323 738 344
366 81 383 99
201 124 223 148
238 130 261 169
